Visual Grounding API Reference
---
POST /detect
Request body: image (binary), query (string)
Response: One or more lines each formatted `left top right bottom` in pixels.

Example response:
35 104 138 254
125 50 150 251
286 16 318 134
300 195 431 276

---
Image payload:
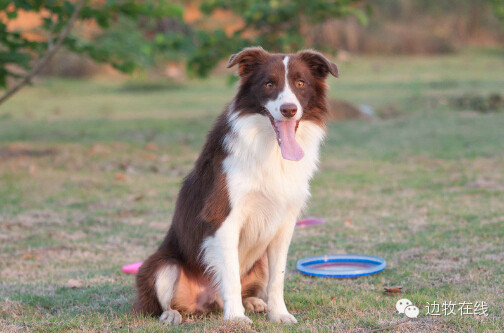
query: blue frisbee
296 254 386 278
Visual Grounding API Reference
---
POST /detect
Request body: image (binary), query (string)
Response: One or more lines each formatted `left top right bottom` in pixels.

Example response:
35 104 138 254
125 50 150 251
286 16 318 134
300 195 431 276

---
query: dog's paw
159 309 182 325
269 312 298 324
243 297 267 313
224 314 253 324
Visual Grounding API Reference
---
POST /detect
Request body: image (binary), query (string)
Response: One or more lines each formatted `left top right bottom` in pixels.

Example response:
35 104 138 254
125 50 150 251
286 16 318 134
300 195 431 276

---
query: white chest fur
222 114 325 274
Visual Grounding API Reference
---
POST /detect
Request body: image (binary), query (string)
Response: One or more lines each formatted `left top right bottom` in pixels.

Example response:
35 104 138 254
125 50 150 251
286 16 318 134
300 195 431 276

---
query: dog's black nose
280 103 297 118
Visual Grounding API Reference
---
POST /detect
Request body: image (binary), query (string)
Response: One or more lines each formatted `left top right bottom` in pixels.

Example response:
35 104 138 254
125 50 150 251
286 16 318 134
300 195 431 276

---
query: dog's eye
265 82 273 88
296 80 305 88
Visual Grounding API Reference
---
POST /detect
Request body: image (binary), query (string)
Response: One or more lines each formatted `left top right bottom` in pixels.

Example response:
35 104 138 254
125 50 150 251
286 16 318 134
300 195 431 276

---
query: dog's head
227 47 338 161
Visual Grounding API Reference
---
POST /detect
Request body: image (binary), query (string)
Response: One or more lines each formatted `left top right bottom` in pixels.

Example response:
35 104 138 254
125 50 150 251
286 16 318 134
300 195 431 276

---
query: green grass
1 49 503 332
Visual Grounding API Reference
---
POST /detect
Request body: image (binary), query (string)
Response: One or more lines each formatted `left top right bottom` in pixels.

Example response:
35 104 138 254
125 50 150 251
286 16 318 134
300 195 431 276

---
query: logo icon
396 298 412 314
404 305 419 318
396 298 419 318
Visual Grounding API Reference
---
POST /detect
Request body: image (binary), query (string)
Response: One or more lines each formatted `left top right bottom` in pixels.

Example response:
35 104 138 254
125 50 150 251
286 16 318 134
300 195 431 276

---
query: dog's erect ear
226 46 268 77
298 50 339 78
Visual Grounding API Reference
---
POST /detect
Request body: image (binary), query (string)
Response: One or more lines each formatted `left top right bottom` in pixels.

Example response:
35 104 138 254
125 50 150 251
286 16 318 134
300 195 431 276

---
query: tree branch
0 0 87 107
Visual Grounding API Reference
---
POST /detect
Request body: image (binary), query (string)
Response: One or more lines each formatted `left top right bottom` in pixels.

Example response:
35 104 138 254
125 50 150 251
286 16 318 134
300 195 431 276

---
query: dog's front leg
202 214 251 323
266 211 299 324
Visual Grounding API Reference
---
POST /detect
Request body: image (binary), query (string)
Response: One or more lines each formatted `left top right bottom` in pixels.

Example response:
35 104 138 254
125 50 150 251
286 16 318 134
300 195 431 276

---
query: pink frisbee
122 261 143 274
296 217 326 228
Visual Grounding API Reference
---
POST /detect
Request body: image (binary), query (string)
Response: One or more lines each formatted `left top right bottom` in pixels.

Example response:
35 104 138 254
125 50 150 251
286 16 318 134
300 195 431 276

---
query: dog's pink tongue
277 120 304 161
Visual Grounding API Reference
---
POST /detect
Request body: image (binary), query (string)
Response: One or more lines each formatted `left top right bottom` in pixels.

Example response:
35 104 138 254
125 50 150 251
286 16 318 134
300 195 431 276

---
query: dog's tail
132 251 176 317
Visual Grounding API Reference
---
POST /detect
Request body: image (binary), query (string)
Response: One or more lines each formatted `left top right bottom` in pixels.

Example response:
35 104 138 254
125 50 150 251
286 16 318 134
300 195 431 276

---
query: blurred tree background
0 0 365 93
1 0 504 103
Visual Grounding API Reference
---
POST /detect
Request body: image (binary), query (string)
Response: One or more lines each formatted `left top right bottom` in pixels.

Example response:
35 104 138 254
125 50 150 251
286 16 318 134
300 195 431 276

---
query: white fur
201 209 250 322
201 112 325 322
266 206 299 324
155 265 183 324
155 265 180 310
264 57 302 121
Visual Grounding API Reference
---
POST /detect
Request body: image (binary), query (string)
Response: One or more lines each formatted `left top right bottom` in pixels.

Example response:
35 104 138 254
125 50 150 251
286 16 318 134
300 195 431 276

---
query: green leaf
6 11 18 19
346 8 369 26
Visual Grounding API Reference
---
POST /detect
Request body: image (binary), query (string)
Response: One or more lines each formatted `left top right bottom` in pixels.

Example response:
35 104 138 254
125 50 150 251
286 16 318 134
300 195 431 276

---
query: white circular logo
404 305 420 318
396 298 412 314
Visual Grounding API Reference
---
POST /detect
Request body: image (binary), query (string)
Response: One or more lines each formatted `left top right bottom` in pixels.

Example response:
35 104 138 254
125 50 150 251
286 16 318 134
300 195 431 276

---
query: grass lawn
1 49 503 332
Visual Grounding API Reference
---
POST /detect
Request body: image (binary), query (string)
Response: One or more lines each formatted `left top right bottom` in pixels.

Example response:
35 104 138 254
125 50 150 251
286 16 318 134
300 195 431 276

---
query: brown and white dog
134 47 338 325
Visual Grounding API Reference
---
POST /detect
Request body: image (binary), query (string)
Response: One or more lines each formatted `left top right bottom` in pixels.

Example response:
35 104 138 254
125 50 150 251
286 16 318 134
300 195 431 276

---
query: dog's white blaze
201 113 325 320
264 57 303 121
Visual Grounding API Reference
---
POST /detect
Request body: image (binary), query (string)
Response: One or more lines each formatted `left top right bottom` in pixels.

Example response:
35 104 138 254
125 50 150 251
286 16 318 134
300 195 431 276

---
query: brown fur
229 48 336 128
134 112 232 316
134 47 337 318
134 112 266 316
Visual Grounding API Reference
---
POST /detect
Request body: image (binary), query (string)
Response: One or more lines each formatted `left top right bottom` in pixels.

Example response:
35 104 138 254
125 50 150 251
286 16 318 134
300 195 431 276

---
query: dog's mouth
265 110 304 161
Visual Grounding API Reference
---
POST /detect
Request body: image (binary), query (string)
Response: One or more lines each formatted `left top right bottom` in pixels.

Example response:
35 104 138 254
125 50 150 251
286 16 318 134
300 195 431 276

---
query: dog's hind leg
241 254 268 313
155 264 182 325
134 252 182 325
